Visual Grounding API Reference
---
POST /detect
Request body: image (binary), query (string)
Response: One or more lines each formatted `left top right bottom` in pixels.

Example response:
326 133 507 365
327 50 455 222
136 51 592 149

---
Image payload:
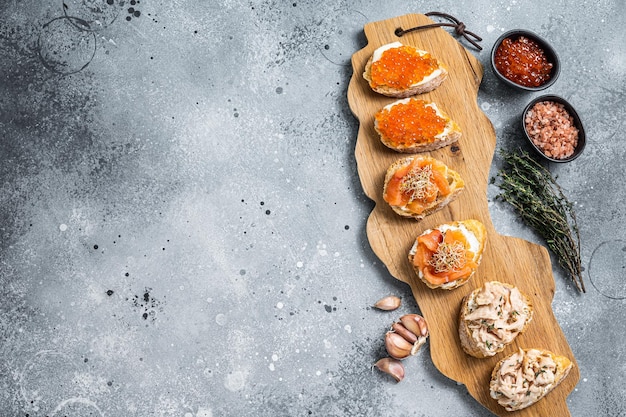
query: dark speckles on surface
131 289 162 322
125 1 142 22
62 0 120 31
1 1 624 416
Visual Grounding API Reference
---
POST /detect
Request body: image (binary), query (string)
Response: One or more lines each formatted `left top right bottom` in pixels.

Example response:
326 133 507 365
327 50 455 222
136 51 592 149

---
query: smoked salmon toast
363 42 448 98
408 219 486 290
374 98 462 153
459 281 533 358
382 155 464 220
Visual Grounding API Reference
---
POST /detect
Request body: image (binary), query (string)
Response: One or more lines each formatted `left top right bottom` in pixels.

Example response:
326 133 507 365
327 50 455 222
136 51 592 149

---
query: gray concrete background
1 1 624 416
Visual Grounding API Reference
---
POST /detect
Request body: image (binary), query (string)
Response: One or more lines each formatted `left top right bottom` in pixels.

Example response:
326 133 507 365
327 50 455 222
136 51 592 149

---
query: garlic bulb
384 314 429 359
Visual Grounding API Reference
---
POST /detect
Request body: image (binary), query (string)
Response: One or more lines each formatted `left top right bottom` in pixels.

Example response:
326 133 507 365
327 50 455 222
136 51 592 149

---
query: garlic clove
374 357 405 382
410 335 428 356
385 331 413 360
391 322 417 344
399 314 429 338
373 295 402 311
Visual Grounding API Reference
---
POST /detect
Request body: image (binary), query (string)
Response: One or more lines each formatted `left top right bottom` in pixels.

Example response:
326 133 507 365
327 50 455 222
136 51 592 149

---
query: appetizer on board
490 348 573 411
408 219 486 290
363 42 448 97
459 281 533 358
375 97 461 153
383 155 464 221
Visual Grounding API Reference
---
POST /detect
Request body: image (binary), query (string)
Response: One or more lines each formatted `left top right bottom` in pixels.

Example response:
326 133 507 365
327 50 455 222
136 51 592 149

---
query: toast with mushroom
459 281 533 358
363 42 448 98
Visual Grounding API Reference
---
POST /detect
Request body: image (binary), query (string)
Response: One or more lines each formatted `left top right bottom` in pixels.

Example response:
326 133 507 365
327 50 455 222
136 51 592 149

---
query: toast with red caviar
363 42 448 98
408 219 486 290
490 348 573 411
375 98 462 152
383 155 464 220
459 281 533 358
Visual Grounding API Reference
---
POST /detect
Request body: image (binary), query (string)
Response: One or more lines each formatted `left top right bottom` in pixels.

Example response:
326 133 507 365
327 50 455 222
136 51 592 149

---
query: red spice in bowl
524 100 580 160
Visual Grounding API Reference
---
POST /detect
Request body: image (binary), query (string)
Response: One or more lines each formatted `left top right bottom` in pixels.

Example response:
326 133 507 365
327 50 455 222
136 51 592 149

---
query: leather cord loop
395 12 483 51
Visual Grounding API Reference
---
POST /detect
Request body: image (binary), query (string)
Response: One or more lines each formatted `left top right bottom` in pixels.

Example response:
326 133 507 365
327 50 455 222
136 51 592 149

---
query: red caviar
370 46 440 90
375 99 446 148
494 36 553 88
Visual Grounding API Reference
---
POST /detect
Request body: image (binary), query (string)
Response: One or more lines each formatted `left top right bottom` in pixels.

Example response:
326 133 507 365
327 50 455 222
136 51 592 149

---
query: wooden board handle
348 13 579 417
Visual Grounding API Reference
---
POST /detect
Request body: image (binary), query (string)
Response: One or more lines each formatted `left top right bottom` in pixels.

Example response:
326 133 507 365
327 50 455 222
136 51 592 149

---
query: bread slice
490 348 573 411
408 219 486 290
459 281 533 358
375 98 462 153
363 42 448 98
382 155 464 220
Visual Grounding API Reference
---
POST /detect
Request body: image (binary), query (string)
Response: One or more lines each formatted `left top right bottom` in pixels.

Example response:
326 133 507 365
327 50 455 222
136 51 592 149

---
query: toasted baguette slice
383 155 464 220
490 348 573 411
459 281 533 358
363 42 448 98
375 98 462 153
408 219 486 290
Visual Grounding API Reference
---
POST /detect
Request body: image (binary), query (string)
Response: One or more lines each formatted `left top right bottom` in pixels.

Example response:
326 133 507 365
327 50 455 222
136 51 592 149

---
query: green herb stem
496 149 585 293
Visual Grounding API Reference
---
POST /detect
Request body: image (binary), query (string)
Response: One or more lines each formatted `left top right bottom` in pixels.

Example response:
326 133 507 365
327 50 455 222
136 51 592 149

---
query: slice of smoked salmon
416 227 477 286
384 157 450 209
418 229 443 252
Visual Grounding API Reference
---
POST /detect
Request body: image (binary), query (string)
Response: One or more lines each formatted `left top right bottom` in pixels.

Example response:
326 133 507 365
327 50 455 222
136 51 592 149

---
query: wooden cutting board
348 13 579 417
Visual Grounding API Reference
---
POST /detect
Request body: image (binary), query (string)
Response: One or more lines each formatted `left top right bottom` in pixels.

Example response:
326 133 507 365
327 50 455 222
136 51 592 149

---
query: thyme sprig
495 149 585 293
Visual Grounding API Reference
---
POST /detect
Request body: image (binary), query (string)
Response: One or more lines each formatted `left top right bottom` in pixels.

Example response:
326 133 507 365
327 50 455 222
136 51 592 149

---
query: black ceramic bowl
522 95 586 163
491 30 560 91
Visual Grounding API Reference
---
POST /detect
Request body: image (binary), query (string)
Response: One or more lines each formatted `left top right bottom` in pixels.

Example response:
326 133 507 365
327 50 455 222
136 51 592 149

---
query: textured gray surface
1 1 625 416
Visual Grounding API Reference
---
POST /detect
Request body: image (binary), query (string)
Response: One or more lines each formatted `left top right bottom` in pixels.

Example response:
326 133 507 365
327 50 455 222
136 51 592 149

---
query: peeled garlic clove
391 322 417 344
399 314 429 338
373 295 401 311
385 331 413 360
374 357 405 382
